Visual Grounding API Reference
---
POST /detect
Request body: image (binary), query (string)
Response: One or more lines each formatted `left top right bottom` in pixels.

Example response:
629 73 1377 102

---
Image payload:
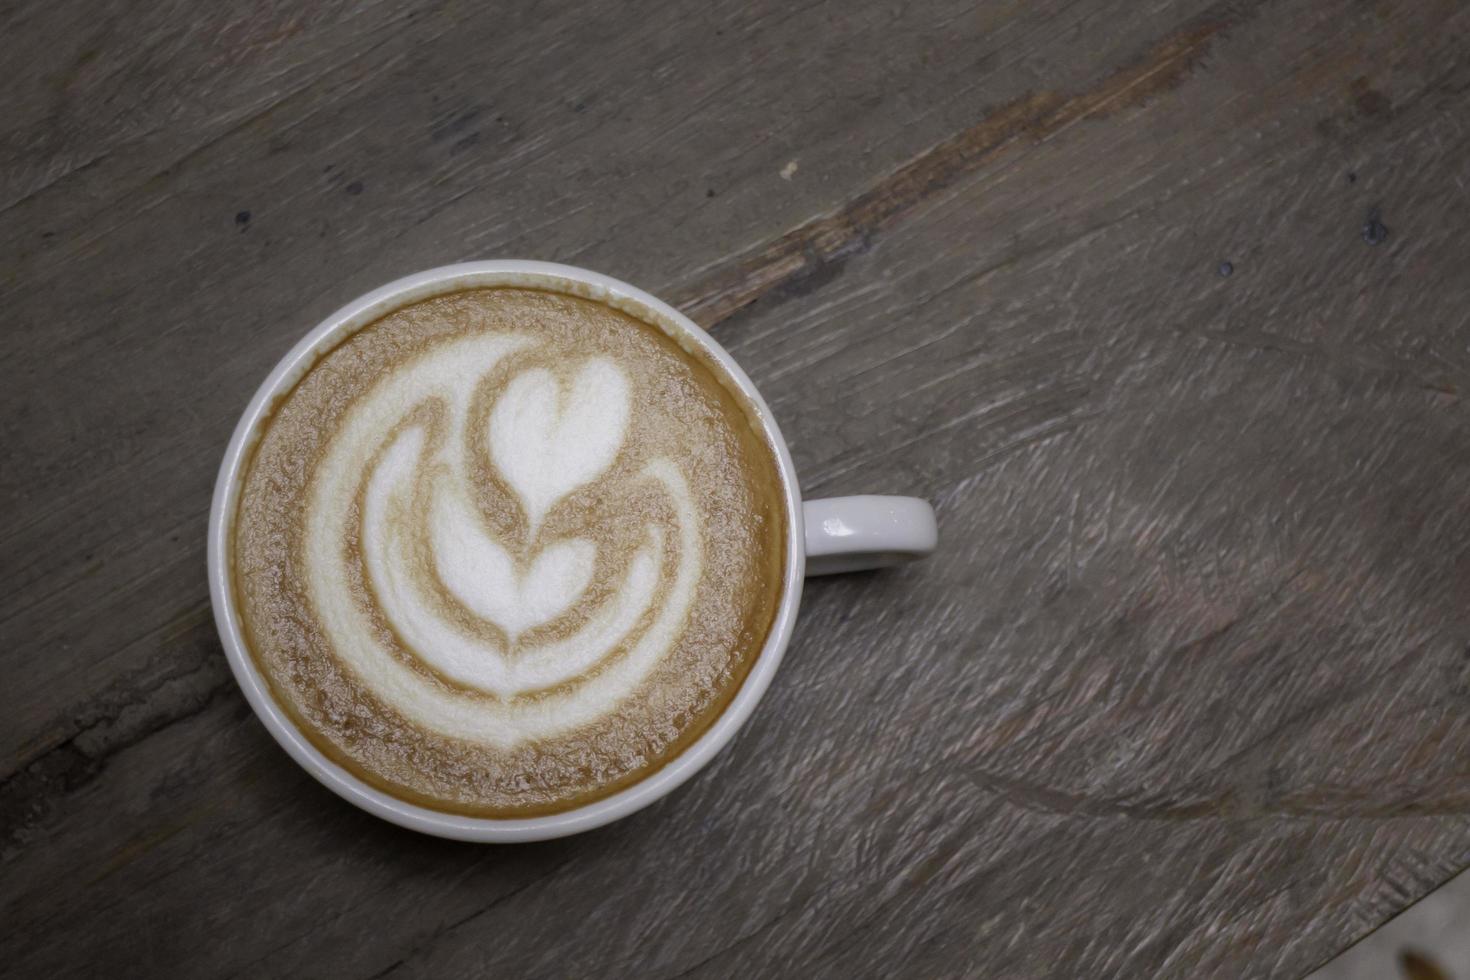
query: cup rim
206 260 806 842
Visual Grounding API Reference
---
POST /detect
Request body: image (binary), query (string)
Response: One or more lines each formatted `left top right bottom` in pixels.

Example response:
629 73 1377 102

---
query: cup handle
802 496 938 576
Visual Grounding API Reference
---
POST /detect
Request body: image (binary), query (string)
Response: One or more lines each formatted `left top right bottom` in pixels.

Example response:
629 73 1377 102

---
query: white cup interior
207 261 806 842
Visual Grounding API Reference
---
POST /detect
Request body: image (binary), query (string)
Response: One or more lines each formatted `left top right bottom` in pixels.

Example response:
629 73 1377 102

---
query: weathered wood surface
4 0 1470 975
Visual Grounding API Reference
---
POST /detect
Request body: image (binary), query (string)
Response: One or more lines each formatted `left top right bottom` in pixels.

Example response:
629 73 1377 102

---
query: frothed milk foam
231 286 786 816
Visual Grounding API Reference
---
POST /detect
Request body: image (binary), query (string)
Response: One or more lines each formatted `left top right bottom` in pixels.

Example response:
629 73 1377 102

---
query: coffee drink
230 285 787 816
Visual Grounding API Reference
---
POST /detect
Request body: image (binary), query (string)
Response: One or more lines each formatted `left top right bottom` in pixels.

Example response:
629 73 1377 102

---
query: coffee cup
209 261 937 841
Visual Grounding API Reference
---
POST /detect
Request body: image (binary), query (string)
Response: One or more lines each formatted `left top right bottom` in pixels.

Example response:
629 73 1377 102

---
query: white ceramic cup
208 261 937 842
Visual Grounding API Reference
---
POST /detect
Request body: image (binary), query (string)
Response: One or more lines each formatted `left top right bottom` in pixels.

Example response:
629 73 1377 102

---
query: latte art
311 336 701 739
232 287 785 816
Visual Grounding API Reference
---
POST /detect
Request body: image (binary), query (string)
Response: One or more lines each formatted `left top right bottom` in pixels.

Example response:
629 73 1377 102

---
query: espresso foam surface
232 288 785 816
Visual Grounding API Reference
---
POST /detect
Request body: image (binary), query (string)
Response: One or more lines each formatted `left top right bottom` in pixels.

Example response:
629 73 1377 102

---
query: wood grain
4 0 1470 976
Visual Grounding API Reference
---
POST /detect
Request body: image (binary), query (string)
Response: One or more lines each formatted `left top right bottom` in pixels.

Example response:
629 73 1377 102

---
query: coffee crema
231 286 786 816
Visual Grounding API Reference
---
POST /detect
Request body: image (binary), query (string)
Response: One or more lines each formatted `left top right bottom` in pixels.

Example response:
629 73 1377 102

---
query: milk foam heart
489 359 630 534
231 287 786 816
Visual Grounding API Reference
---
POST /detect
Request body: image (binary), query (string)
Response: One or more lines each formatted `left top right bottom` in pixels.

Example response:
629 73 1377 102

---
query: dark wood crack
669 0 1266 329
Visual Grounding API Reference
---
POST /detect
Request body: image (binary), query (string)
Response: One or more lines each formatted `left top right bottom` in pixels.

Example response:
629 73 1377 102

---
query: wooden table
5 0 1469 975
